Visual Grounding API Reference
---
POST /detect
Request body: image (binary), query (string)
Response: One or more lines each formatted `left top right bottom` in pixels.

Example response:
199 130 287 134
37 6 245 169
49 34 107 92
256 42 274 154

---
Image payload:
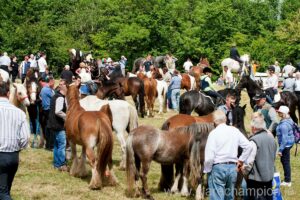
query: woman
10 55 19 82
276 105 295 187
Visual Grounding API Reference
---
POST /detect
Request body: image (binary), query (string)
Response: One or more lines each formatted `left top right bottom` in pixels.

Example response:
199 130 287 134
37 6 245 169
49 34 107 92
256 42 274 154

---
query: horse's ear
242 104 246 110
13 83 17 88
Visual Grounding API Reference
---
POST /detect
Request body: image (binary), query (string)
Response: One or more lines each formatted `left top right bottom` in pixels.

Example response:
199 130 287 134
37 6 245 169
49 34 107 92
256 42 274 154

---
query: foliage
0 0 299 75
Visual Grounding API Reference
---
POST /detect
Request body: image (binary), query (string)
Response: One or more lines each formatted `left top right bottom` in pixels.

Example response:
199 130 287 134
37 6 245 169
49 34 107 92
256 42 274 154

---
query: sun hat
277 106 289 114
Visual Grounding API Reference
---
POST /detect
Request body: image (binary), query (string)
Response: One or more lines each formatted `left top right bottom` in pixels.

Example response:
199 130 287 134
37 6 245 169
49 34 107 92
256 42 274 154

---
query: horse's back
162 114 197 130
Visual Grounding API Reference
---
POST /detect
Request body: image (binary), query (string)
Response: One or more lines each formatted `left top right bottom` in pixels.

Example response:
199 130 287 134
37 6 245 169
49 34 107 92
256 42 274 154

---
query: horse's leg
159 164 174 192
115 130 127 170
106 150 118 186
70 142 79 177
170 164 181 193
234 172 243 200
180 159 190 197
157 91 163 114
77 146 88 178
140 160 153 199
86 146 101 189
290 104 298 123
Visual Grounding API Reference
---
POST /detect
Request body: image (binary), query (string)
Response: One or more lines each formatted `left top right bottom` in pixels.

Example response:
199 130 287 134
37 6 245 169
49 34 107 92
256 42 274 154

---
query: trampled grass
11 89 300 200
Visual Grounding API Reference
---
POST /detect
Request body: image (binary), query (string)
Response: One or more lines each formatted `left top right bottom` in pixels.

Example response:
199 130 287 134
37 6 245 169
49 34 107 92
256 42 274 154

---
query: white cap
107 57 112 62
277 106 289 114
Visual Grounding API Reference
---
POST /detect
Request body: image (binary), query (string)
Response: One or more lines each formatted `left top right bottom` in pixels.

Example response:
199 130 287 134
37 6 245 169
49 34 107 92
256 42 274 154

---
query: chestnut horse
126 123 215 199
181 73 196 91
137 72 157 117
65 84 117 189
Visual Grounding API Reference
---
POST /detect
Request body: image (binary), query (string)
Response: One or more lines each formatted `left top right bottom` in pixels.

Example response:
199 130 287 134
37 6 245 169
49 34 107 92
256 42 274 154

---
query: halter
18 95 29 102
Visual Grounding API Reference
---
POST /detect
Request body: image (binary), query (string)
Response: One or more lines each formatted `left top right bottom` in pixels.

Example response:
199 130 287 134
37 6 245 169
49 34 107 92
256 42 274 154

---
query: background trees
0 0 299 75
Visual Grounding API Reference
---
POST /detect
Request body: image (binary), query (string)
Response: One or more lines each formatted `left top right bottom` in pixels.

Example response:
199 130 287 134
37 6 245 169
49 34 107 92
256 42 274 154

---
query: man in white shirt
282 62 295 78
204 110 252 200
37 52 47 77
0 52 11 73
183 58 193 73
265 66 279 103
28 54 37 69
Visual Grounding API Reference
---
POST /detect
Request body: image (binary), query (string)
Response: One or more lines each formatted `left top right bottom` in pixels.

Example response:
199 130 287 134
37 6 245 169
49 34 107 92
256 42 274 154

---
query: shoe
281 181 292 187
55 165 69 172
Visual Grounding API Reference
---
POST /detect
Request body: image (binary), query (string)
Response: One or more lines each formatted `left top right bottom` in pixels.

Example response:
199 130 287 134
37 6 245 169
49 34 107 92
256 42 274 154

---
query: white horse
221 54 250 80
9 83 30 113
0 69 9 83
79 96 138 169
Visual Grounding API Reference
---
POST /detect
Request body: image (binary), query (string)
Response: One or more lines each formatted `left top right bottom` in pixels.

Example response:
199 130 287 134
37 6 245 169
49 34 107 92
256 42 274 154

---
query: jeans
171 89 180 110
53 130 67 168
0 152 19 200
281 146 292 182
208 164 237 200
246 179 273 200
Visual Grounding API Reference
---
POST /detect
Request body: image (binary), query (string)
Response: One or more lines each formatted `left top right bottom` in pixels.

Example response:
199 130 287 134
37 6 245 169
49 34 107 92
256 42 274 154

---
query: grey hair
251 112 266 130
213 110 227 125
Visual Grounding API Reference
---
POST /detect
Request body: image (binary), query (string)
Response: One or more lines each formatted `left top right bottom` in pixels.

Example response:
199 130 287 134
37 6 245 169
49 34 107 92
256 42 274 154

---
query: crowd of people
0 49 300 200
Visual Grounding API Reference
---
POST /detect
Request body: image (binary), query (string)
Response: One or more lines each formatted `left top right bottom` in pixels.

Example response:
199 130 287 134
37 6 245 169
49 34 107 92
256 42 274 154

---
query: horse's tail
189 136 202 189
138 79 145 118
99 104 113 127
126 134 137 197
162 82 168 113
96 118 114 185
161 121 170 131
127 104 139 133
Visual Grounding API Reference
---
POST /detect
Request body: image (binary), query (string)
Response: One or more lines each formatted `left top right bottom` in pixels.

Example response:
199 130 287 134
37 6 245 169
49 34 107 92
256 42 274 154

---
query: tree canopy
0 0 299 74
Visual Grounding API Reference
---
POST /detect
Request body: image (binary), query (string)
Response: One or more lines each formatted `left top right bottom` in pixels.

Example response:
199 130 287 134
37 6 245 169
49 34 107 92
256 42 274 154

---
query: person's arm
277 124 289 153
207 77 214 90
204 133 216 173
241 141 257 175
237 131 252 162
55 97 66 120
18 115 30 149
268 107 278 132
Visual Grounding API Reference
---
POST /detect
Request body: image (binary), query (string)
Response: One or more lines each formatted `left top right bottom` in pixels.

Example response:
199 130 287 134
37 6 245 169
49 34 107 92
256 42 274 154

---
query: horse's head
232 104 246 134
13 83 30 107
151 67 163 79
26 81 38 104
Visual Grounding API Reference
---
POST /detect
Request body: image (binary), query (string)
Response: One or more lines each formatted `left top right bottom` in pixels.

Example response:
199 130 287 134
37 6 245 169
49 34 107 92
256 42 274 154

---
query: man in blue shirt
168 70 181 110
39 76 55 150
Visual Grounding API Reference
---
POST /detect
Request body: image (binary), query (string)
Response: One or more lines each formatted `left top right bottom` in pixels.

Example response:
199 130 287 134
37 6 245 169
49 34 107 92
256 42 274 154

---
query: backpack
289 122 300 143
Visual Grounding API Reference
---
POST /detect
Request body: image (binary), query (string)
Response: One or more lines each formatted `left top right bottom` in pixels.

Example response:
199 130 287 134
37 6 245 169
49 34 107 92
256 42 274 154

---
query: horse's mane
171 122 215 138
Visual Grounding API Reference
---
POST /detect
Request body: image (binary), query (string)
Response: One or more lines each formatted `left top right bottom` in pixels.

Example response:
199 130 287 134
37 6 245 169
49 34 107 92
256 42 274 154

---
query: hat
253 93 266 100
277 106 289 114
107 57 112 62
203 67 212 74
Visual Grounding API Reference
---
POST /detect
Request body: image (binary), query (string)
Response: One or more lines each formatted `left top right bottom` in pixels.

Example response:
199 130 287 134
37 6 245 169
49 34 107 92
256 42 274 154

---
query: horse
132 57 146 73
80 95 138 169
69 48 83 75
25 69 41 147
9 83 30 113
126 123 215 199
153 55 166 68
221 54 250 80
151 67 168 113
161 105 247 199
65 84 118 189
0 69 9 83
181 73 196 91
273 91 298 123
179 90 215 115
189 66 204 91
137 72 157 117
197 57 210 68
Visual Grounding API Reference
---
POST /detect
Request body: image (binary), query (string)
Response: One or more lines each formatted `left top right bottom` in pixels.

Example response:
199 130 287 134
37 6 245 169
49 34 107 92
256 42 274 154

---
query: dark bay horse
179 90 215 115
65 84 117 189
273 91 298 123
126 123 215 199
69 48 83 75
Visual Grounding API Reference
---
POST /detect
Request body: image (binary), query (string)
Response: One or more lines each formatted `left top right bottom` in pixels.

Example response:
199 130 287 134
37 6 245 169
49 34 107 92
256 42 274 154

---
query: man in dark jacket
230 43 243 64
47 79 68 172
60 65 74 84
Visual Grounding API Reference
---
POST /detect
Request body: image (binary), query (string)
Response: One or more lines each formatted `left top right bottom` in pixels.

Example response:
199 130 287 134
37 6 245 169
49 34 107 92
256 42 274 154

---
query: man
230 43 243 64
19 55 31 83
242 112 277 200
200 67 223 100
39 76 55 150
60 65 74 84
168 70 181 110
0 81 30 200
162 67 172 83
217 94 237 125
283 72 295 92
37 52 47 78
204 110 252 200
253 92 278 136
183 58 193 73
143 54 153 73
119 55 127 76
47 79 68 171
282 62 295 78
0 52 11 73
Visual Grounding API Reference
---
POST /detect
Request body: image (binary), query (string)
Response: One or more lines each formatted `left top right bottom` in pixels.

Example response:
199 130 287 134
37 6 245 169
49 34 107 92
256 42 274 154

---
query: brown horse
137 72 157 117
65 84 117 189
181 73 196 91
189 66 203 91
126 123 215 199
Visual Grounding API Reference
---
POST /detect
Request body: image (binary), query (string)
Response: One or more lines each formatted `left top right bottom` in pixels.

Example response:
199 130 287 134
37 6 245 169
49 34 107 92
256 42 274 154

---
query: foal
65 84 117 189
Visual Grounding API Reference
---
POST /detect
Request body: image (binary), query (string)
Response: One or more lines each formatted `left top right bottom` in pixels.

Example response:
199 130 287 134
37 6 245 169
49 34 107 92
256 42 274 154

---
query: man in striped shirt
0 81 30 200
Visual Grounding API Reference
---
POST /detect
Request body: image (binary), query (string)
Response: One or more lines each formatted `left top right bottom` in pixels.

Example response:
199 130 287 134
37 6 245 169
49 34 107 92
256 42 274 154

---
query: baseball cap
277 106 289 114
253 93 266 100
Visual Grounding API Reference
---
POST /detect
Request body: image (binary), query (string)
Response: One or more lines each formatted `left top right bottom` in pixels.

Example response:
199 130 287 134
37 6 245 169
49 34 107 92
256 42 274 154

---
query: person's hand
236 160 244 172
278 152 282 157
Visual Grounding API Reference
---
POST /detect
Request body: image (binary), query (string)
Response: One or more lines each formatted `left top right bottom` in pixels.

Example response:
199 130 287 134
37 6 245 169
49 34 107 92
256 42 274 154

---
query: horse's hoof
89 183 101 190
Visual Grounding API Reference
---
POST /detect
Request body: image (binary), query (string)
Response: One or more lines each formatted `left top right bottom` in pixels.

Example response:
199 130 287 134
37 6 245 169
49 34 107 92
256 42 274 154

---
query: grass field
11 88 300 200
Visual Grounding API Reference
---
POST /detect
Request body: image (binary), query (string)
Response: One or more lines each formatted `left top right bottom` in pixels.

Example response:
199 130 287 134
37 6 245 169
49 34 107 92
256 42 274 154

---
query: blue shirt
40 85 54 110
168 75 181 90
